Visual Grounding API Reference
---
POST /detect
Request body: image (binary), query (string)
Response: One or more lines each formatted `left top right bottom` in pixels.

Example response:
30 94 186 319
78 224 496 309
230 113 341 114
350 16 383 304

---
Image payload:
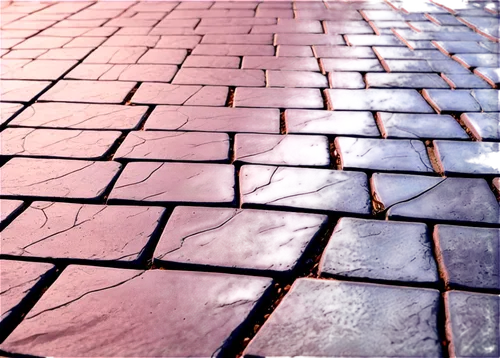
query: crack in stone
242 166 280 196
114 162 164 190
265 179 349 204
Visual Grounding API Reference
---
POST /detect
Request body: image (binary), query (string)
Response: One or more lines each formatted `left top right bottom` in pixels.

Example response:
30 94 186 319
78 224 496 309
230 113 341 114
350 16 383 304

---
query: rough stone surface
245 279 442 357
320 218 439 283
109 162 235 204
235 87 324 108
1 260 55 324
336 137 433 173
1 158 121 200
434 141 500 175
1 202 164 262
461 113 500 141
115 131 229 162
0 266 272 357
445 291 499 358
154 206 327 273
40 80 136 103
241 165 371 214
434 225 499 290
234 134 330 166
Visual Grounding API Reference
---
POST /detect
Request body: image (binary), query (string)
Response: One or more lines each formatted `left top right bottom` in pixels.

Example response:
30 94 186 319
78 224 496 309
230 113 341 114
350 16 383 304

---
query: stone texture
1 59 76 80
445 291 499 358
0 80 51 102
144 106 279 133
471 89 500 112
286 110 379 137
335 137 434 173
434 141 500 175
154 206 327 273
9 103 147 130
241 165 371 214
1 202 164 262
40 80 135 103
234 134 330 166
0 266 271 357
182 55 240 68
235 88 324 109
0 199 24 228
1 260 55 324
132 83 227 106
109 162 234 204
267 70 328 88
0 103 23 125
192 44 275 56
322 58 384 72
320 218 439 283
275 33 344 46
435 225 499 290
1 128 121 159
1 158 121 200
114 131 229 162
374 175 500 224
242 56 320 71
377 112 468 139
442 73 491 89
245 279 442 357
327 89 434 113
328 72 365 88
66 64 178 82
461 113 500 140
366 73 449 89
474 67 500 88
172 68 265 86
453 53 499 69
314 46 375 58
423 89 482 113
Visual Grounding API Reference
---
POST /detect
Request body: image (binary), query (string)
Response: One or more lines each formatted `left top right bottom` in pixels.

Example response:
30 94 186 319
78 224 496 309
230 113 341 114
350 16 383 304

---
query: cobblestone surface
0 1 499 357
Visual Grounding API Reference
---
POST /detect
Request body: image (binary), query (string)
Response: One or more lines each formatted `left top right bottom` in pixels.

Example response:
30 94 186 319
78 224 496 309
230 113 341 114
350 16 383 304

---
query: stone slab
461 112 500 141
40 80 136 103
234 88 324 109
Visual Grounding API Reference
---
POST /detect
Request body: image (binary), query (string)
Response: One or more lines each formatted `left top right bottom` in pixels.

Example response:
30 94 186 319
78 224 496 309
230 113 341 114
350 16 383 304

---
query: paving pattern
0 0 499 357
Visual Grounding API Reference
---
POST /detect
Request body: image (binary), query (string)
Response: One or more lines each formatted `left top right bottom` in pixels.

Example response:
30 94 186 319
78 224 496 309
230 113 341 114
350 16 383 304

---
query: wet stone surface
154 206 327 274
244 279 442 357
0 266 272 357
320 218 439 283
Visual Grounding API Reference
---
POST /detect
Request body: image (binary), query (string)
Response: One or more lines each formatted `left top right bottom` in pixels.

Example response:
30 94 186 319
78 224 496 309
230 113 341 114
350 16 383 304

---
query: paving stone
156 35 202 49
377 112 468 139
244 278 441 357
268 70 328 88
0 199 24 227
328 72 365 88
320 218 438 283
1 59 76 80
0 266 271 357
13 36 72 49
362 10 408 21
297 9 363 21
366 73 449 88
157 18 200 27
0 102 23 125
172 68 265 86
167 9 255 19
327 89 434 113
182 55 240 68
461 112 500 140
109 162 234 204
2 201 165 263
9 103 147 130
394 29 485 42
442 73 492 89
154 206 327 273
242 56 320 71
67 64 178 82
453 53 499 68
0 260 54 325
325 21 374 34
384 59 437 73
346 34 403 46
241 165 370 214
40 80 135 104
374 175 499 224
276 45 313 57
423 89 482 113
36 47 92 60
1 128 121 159
434 225 499 290
471 89 500 112
474 67 500 88
234 134 329 166
445 291 499 358
256 8 293 18
314 46 375 58
1 49 47 59
336 137 433 173
198 17 274 26
275 33 344 46
0 158 121 200
114 131 229 162
183 86 228 106
459 15 500 41
251 20 323 34
84 46 148 64
144 105 279 133
191 44 275 56
321 58 384 72
427 59 472 74
434 141 500 175
132 83 227 106
234 88 324 109
103 35 160 47
286 110 379 137
201 34 273 45
63 36 106 48
373 46 448 60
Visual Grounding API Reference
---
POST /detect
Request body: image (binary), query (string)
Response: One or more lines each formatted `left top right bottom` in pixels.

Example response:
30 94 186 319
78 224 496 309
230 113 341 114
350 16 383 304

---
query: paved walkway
1 0 499 357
